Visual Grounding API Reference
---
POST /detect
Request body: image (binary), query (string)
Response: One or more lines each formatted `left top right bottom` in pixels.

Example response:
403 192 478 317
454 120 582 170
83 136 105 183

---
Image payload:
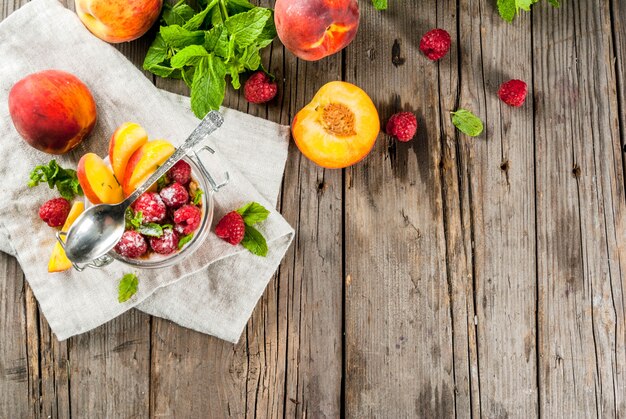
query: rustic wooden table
2 0 625 417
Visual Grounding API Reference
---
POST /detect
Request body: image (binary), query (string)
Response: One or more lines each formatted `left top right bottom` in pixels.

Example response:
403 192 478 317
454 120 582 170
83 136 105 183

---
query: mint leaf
224 7 271 48
497 0 557 22
191 55 226 117
255 17 277 48
28 160 83 200
157 174 169 191
192 188 204 205
143 34 169 69
171 45 210 68
372 0 388 10
237 202 270 225
241 225 268 257
160 25 205 48
125 209 143 230
178 233 194 249
204 25 230 58
118 273 139 303
162 0 196 26
225 0 255 15
137 223 164 238
183 0 217 30
451 109 484 137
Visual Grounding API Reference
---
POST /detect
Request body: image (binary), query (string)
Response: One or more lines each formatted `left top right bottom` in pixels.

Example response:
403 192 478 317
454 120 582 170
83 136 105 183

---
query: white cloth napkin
0 0 294 343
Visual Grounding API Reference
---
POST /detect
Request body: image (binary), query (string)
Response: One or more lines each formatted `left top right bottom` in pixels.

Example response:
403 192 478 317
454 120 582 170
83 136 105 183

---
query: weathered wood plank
534 1 626 416
0 255 29 418
457 1 538 417
436 0 481 417
344 1 456 416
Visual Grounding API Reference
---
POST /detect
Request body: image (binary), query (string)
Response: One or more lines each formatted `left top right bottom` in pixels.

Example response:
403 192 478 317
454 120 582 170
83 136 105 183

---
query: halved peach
109 122 148 183
48 201 85 272
122 140 175 196
77 153 125 204
292 81 380 169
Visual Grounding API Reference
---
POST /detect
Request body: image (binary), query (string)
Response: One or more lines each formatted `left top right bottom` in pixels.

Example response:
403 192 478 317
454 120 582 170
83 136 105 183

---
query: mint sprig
28 160 83 200
372 0 387 10
125 209 165 238
143 0 276 117
118 273 139 303
227 201 270 257
178 233 194 249
451 109 484 137
497 0 559 22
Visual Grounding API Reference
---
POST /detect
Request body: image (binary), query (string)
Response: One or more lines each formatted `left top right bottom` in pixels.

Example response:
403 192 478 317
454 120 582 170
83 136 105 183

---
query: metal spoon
63 111 224 265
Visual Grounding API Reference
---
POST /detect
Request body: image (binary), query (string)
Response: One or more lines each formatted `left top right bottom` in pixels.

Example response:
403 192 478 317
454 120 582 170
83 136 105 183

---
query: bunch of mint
497 0 559 22
28 160 83 200
143 0 276 118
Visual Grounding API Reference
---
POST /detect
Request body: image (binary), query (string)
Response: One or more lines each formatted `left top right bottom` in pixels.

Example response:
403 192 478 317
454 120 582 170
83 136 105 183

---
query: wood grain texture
534 1 626 417
344 1 455 417
458 1 538 417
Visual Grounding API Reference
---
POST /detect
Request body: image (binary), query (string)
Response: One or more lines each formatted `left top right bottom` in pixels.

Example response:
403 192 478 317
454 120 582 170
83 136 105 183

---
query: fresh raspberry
39 198 70 227
168 160 192 185
150 228 180 255
114 230 148 259
159 182 189 209
498 79 528 107
420 29 451 61
386 112 418 142
215 211 246 245
173 205 202 235
132 192 166 223
244 71 278 104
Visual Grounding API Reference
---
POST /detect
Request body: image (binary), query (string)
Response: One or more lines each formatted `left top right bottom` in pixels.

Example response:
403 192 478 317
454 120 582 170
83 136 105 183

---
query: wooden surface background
1 0 625 417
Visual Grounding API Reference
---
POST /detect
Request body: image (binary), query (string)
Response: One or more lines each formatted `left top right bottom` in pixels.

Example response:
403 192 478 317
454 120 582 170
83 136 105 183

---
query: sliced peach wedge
77 153 125 204
292 81 379 169
109 122 148 184
122 140 175 196
48 201 85 272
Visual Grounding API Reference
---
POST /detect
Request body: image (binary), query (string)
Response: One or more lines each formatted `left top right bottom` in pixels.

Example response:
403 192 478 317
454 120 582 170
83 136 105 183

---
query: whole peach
8 70 97 155
75 0 162 43
275 0 359 61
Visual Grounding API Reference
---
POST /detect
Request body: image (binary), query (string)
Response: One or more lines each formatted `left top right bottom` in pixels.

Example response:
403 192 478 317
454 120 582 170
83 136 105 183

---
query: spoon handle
125 111 224 205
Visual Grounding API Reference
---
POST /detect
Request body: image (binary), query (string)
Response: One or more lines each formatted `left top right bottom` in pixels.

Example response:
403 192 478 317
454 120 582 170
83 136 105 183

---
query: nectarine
275 0 359 61
122 140 175 196
8 70 97 155
78 153 125 204
48 202 85 273
109 122 148 183
292 81 379 169
75 0 162 43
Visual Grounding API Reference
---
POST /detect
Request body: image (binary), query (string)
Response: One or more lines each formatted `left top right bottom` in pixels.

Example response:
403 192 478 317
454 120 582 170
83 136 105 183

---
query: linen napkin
0 0 294 343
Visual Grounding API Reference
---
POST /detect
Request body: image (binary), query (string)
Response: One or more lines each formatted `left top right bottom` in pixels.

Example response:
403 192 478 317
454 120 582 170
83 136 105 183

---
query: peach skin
75 0 162 43
122 140 175 196
109 122 148 184
275 0 359 61
8 70 97 155
78 153 125 205
292 81 379 169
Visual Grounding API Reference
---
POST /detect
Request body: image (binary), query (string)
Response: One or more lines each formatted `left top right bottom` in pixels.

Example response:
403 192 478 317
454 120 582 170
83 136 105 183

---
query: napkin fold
0 0 294 343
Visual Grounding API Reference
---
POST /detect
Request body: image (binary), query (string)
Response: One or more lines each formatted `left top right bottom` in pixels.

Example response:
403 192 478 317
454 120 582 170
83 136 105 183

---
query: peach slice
109 122 148 183
48 201 85 272
122 140 175 196
77 153 125 204
292 81 380 168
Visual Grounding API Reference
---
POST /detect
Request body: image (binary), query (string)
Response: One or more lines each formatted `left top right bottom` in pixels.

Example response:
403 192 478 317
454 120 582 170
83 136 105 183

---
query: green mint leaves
451 109 484 137
234 201 270 257
125 209 165 238
178 233 194 249
28 160 83 201
497 0 559 22
372 0 388 10
143 0 276 118
118 273 139 303
192 188 204 205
